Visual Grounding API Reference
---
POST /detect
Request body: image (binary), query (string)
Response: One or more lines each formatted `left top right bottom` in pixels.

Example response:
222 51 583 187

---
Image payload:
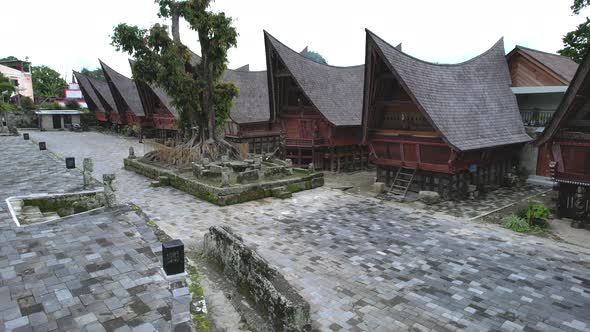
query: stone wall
203 226 311 331
124 158 324 206
519 142 539 176
6 110 37 128
23 191 106 216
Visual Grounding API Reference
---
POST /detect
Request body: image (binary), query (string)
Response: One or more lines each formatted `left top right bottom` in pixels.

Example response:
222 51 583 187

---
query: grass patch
503 215 530 232
187 260 210 332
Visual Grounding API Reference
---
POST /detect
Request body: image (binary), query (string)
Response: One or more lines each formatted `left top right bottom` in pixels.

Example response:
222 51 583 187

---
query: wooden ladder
388 167 416 200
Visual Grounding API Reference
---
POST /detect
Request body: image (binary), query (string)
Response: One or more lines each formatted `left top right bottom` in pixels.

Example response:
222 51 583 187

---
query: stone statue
572 186 587 229
128 147 136 159
83 158 94 189
221 172 230 187
103 174 117 208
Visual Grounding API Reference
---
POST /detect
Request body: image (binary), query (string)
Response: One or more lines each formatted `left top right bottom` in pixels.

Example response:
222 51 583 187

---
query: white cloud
1 0 588 79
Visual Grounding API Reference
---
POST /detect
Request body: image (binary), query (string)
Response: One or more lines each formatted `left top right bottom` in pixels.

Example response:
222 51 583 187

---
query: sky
2 0 589 79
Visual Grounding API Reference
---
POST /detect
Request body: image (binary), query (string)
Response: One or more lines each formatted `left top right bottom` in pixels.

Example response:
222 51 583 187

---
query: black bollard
65 157 76 169
162 239 185 276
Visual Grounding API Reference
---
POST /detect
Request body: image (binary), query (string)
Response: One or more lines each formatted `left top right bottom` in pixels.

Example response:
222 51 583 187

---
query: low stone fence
203 226 311 331
124 158 324 205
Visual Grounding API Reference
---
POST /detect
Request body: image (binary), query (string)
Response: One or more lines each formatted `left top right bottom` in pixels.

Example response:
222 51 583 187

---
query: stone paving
23 131 590 331
0 136 191 332
423 185 551 219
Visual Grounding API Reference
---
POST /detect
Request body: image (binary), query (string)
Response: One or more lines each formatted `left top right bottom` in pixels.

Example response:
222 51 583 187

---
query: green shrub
526 201 550 228
503 215 530 232
39 101 63 110
64 99 80 110
515 205 528 219
20 96 35 110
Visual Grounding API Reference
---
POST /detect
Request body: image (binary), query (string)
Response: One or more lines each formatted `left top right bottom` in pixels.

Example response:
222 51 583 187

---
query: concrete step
527 175 555 188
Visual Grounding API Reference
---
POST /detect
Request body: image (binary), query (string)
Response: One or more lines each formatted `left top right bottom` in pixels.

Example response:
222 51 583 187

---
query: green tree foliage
305 50 328 65
32 65 68 98
80 67 105 81
0 73 16 114
0 56 18 62
111 0 239 146
20 96 35 110
559 1 590 63
558 17 590 63
65 99 81 110
572 0 590 14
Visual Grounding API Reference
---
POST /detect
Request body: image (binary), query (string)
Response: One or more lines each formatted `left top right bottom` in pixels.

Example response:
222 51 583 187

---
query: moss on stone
125 158 324 206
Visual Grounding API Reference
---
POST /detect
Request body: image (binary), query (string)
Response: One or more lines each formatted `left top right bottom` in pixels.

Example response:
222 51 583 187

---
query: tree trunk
171 2 181 42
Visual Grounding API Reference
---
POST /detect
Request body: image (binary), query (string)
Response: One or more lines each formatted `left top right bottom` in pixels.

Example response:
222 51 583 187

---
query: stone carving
221 172 230 187
308 163 315 172
572 186 588 229
83 158 94 189
128 147 136 159
103 174 117 208
237 169 260 184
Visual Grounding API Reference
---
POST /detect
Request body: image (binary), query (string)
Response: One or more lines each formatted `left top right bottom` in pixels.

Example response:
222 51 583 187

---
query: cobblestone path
0 136 191 331
25 131 590 332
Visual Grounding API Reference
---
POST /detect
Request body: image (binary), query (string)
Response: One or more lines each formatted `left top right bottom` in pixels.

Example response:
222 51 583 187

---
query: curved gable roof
516 46 578 84
99 60 144 117
536 48 590 146
367 30 531 151
265 31 364 127
73 72 103 113
86 75 117 113
223 69 270 124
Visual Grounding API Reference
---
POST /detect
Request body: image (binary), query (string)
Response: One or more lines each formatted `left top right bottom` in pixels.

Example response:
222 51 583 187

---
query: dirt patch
477 190 560 239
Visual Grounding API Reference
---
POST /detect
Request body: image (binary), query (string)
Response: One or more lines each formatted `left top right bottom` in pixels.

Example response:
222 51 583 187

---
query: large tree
32 65 68 98
305 50 328 65
111 0 239 156
558 18 590 63
80 67 105 81
559 1 590 63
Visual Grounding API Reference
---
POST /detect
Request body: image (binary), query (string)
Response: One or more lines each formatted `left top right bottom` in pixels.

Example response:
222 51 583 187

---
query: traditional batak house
535 52 590 226
73 72 105 121
223 67 280 153
134 81 179 139
362 30 531 199
73 72 117 126
506 47 580 178
264 31 366 170
130 59 179 140
99 60 147 130
90 75 119 126
507 46 578 127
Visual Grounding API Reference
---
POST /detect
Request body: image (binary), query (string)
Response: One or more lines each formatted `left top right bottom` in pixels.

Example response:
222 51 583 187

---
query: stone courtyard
3 131 590 331
0 136 191 332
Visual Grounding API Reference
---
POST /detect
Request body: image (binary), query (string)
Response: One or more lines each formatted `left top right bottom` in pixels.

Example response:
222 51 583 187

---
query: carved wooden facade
536 53 590 222
265 32 366 170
